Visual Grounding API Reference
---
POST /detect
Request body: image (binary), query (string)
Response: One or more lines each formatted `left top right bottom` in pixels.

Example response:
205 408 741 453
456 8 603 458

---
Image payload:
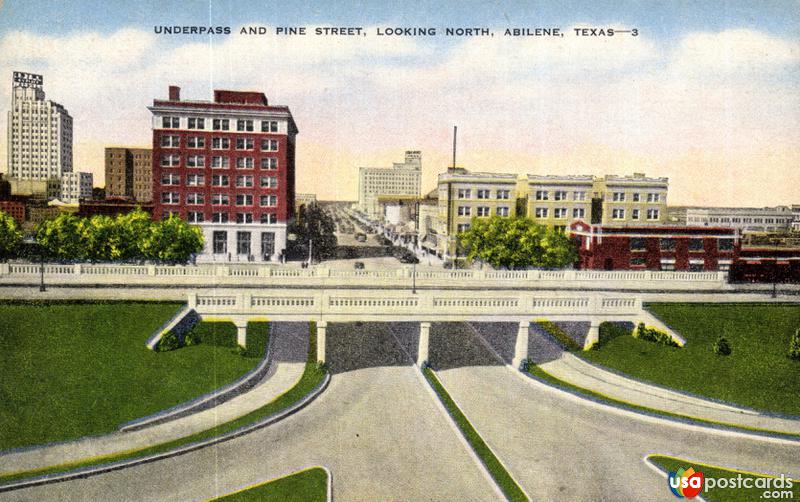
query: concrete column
317 321 327 363
418 322 431 366
512 321 530 369
235 320 248 348
584 319 601 350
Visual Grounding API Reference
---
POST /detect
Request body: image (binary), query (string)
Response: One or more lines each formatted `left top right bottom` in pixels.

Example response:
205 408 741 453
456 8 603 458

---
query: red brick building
149 86 297 262
730 247 800 283
0 200 25 222
569 221 740 271
78 198 154 218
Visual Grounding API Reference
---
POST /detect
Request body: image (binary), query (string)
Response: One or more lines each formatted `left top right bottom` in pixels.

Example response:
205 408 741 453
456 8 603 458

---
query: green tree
713 336 732 356
0 211 22 259
116 208 152 260
139 215 204 263
457 216 577 269
788 329 800 361
80 215 125 262
288 203 337 261
35 213 86 260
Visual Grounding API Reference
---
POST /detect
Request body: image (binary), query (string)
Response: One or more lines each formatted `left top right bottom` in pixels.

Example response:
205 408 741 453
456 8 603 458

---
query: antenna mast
451 125 457 170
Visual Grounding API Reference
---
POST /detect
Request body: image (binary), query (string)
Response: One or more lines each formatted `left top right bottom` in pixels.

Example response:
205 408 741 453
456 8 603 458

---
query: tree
288 203 337 261
80 215 125 262
457 216 577 269
117 208 152 260
35 213 86 260
139 215 204 263
0 211 22 259
713 336 732 356
788 329 800 361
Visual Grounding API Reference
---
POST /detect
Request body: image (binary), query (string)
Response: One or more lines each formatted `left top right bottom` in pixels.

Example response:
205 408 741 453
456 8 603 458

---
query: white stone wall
195 222 287 263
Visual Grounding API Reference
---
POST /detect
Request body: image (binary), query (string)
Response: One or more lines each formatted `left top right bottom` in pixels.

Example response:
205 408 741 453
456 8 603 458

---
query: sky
0 0 798 205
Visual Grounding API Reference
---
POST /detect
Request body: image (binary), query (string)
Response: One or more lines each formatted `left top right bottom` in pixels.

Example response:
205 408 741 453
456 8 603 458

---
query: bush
634 322 679 347
713 336 732 356
596 322 632 349
156 331 183 352
536 319 583 351
789 329 800 360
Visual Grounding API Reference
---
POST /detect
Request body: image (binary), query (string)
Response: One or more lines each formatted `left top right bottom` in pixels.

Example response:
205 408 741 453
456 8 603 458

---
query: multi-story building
6 72 72 183
105 147 153 202
592 173 668 226
527 175 593 231
60 172 93 204
0 200 26 222
793 205 800 232
149 86 297 262
358 151 421 218
78 198 154 218
669 205 795 234
570 220 740 272
7 177 61 199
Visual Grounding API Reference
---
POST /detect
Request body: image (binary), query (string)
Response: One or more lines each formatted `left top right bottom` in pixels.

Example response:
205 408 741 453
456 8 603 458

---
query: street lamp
23 236 46 292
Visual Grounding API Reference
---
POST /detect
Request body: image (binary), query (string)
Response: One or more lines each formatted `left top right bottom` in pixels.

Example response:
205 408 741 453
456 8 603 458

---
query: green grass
534 319 582 351
0 302 263 451
580 303 800 415
649 455 799 502
423 367 528 502
211 467 328 502
0 321 326 487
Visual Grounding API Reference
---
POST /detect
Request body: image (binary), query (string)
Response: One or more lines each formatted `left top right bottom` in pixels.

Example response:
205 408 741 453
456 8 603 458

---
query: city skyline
0 0 797 205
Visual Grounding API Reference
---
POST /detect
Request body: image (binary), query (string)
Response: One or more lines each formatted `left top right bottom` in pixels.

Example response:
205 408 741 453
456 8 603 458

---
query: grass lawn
649 455 798 502
212 467 328 502
0 302 262 451
580 303 800 416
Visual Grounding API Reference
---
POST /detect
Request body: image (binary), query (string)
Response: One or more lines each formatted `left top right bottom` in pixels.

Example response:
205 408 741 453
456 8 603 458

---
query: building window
236 194 253 206
573 208 586 219
261 139 278 151
213 231 227 254
236 119 254 132
186 193 205 205
236 213 254 224
535 207 548 218
236 157 254 169
236 175 254 188
161 173 180 186
630 237 646 251
162 116 179 129
213 119 230 131
260 195 278 207
211 156 230 169
212 175 229 187
212 137 230 149
212 193 230 205
573 191 587 201
660 238 676 251
632 193 641 202
187 174 205 186
187 117 205 130
161 192 179 204
161 135 180 148
457 206 471 217
187 136 205 149
477 206 490 217
261 121 278 133
456 223 470 233
647 209 660 220
689 238 704 251
261 213 278 224
261 232 275 257
260 158 277 170
497 190 510 200
554 190 567 201
553 207 567 219
260 176 278 188
632 209 640 220
236 138 254 150
187 211 204 223
630 257 646 267
161 154 180 167
535 190 549 201
457 189 471 199
497 206 510 217
612 192 625 202
187 155 205 168
647 193 661 203
612 208 625 219
476 189 490 199
719 238 734 251
212 212 229 223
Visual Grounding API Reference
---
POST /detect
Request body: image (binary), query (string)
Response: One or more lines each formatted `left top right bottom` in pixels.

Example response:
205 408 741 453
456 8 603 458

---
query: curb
642 454 708 502
0 372 331 493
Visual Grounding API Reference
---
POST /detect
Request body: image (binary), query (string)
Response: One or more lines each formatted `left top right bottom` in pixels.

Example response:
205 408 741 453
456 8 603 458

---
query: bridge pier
584 319 601 350
235 320 248 348
317 321 327 363
418 322 431 366
512 321 530 369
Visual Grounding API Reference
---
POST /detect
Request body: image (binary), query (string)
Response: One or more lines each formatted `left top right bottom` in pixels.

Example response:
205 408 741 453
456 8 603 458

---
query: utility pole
308 238 313 266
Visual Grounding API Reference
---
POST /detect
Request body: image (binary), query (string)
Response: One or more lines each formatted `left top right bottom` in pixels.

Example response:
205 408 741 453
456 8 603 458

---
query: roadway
8 321 800 501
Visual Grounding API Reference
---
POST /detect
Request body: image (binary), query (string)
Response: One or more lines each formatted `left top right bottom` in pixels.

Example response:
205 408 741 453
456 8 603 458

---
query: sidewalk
528 324 800 435
0 322 309 476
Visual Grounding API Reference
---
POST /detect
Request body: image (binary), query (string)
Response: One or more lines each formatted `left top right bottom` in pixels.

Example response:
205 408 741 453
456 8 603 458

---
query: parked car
355 233 367 242
354 261 365 269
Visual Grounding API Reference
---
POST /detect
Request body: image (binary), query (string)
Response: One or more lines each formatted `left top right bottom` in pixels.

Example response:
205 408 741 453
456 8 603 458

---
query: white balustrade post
0 262 8 275
316 321 328 363
73 263 81 276
418 322 431 366
584 319 601 350
235 320 248 348
512 321 530 369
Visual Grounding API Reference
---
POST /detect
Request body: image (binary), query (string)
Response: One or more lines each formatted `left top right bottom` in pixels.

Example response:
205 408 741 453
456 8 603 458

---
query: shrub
535 319 582 351
156 331 183 352
634 322 679 347
713 336 732 356
789 329 800 361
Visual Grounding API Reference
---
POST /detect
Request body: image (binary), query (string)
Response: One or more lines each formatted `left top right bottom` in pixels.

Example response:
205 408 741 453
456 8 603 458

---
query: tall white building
60 172 93 204
6 71 73 182
669 205 794 233
358 150 422 218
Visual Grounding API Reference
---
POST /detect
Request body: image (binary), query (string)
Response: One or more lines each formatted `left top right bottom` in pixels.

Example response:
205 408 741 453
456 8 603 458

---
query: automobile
354 261 365 269
355 232 367 242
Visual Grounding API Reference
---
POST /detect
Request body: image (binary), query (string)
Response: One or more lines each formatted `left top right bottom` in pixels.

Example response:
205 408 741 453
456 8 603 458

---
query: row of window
689 216 791 224
161 136 279 151
164 212 279 225
160 174 278 188
456 188 511 200
629 237 735 252
534 190 587 201
457 206 511 217
161 155 278 170
609 208 660 220
628 258 708 271
534 207 588 219
162 117 280 133
161 193 279 207
610 192 662 203
211 230 276 256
